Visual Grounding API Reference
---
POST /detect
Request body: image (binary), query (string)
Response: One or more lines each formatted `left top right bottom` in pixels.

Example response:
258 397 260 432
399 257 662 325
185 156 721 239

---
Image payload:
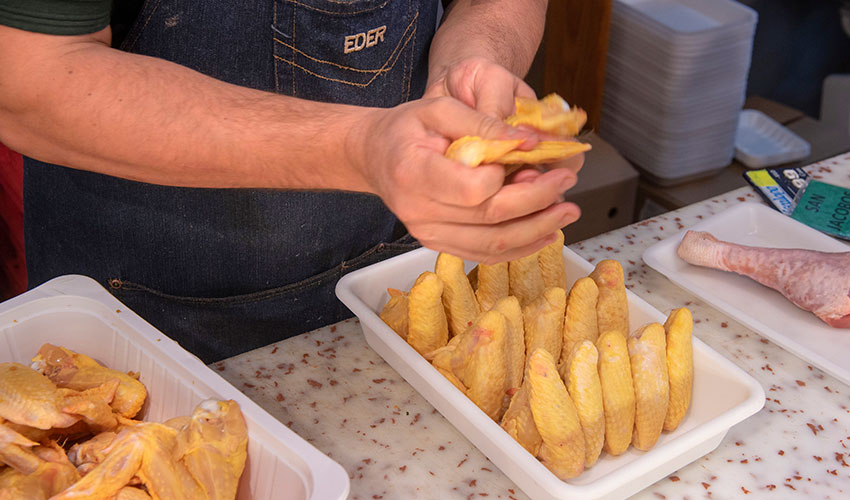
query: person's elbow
0 24 111 151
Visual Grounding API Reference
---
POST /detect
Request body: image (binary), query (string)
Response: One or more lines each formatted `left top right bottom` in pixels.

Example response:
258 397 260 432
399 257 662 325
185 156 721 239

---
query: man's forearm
0 26 371 190
428 0 548 83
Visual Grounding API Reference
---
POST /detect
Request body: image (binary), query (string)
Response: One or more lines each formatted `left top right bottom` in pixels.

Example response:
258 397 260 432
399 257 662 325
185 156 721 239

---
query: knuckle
480 202 506 225
484 236 509 257
457 182 489 207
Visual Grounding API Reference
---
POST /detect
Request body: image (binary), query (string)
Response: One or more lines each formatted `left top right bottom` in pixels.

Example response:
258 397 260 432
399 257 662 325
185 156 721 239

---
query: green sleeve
0 0 111 35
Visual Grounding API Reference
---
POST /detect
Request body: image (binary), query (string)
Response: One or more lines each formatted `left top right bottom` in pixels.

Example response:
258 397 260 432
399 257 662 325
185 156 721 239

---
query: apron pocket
272 0 419 106
108 233 420 363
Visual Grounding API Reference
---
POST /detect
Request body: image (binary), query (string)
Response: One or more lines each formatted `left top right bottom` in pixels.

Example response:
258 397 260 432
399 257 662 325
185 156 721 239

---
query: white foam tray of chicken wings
0 274 350 500
336 247 764 500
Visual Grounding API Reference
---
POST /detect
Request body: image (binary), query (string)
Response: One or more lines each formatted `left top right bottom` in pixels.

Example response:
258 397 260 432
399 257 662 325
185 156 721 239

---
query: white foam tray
0 275 350 500
643 202 850 387
615 0 757 40
336 247 765 500
734 109 811 168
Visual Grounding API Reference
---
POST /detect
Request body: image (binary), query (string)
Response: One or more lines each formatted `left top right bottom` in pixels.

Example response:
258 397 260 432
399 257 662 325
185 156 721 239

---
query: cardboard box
562 132 639 243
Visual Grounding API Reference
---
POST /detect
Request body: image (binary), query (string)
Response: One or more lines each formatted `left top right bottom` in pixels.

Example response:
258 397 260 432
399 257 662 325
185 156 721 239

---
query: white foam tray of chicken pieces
644 201 850 388
0 274 349 500
336 245 764 500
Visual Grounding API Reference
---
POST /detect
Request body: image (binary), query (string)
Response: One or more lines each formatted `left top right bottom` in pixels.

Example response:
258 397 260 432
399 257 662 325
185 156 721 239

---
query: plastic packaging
0 275 350 500
734 109 811 168
336 247 765 500
601 0 758 183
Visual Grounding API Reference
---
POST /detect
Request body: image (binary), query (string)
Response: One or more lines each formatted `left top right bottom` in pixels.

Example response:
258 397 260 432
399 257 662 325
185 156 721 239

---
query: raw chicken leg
677 230 850 328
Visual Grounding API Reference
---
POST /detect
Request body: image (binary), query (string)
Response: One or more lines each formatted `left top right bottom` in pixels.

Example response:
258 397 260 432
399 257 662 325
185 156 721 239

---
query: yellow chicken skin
173 400 249 500
561 277 599 366
596 330 635 456
114 487 153 500
506 93 588 136
431 311 508 421
523 287 566 362
51 421 201 500
459 311 509 421
589 260 629 338
444 137 589 169
32 344 148 419
663 308 694 432
444 93 590 171
444 136 525 167
508 252 545 306
499 382 541 455
527 348 585 480
52 399 247 500
435 253 481 338
67 429 119 476
492 296 526 405
498 142 591 165
0 441 80 500
0 418 40 474
628 323 669 451
475 262 509 312
407 271 449 356
562 341 605 468
0 362 119 438
537 231 567 291
379 288 409 340
0 363 80 431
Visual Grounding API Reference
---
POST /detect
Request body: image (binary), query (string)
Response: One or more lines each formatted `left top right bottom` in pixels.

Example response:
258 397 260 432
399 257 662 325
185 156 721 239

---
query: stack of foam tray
600 0 758 185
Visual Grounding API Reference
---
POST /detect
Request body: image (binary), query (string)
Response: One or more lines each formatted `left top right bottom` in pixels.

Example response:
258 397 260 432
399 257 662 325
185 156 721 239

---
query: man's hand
424 56 537 119
349 96 581 264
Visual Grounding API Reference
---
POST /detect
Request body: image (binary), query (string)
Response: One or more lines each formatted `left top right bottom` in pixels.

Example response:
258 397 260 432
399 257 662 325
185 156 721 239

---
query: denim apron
24 0 438 363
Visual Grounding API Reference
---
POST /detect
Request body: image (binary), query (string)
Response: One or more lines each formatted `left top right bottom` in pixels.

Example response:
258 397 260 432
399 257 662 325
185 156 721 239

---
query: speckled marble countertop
215 153 850 499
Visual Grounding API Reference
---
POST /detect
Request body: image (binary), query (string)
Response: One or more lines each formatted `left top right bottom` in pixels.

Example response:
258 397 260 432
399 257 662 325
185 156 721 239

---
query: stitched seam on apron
274 2 281 93
274 17 417 87
107 242 418 305
123 0 164 52
283 0 391 16
273 11 418 74
405 4 417 101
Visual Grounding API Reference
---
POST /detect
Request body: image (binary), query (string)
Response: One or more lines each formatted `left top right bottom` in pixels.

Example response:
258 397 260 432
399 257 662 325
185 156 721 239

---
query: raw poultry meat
677 230 850 328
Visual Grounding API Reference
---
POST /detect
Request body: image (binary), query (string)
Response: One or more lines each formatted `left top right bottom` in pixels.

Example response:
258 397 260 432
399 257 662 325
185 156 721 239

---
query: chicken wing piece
458 311 509 421
506 93 588 136
628 323 669 451
509 251 545 307
500 381 541 455
563 341 605 468
32 344 147 418
407 271 449 356
435 253 481 338
663 308 694 432
492 296 526 405
596 330 635 456
527 348 585 479
523 287 566 362
174 400 249 500
0 363 79 430
590 260 629 338
475 262 509 312
0 441 79 500
561 277 599 366
0 419 40 474
537 230 567 291
379 288 409 340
